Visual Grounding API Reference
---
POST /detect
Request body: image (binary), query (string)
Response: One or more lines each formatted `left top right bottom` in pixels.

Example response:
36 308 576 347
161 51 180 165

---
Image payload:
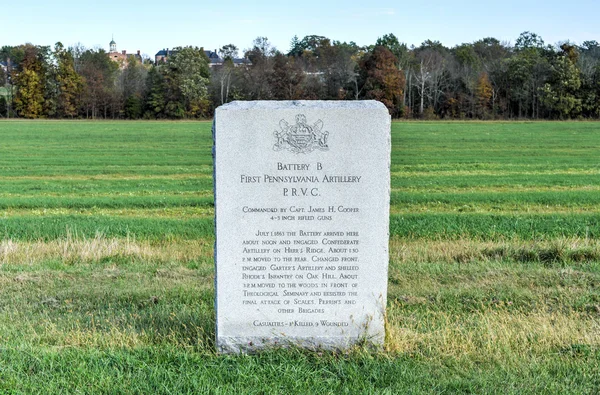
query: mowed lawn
0 120 599 393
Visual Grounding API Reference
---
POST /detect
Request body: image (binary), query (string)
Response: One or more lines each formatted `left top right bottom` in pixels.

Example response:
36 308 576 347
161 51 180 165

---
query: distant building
108 37 142 67
0 60 11 73
0 60 14 87
154 48 248 67
154 48 177 64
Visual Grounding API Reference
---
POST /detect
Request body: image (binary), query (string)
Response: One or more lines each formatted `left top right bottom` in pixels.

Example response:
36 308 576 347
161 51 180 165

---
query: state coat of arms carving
273 114 329 154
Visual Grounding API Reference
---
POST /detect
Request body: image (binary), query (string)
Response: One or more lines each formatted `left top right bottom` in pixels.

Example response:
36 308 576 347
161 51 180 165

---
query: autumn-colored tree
14 44 45 118
376 34 412 107
475 72 493 118
472 38 509 118
7 32 600 120
15 69 44 118
360 46 405 117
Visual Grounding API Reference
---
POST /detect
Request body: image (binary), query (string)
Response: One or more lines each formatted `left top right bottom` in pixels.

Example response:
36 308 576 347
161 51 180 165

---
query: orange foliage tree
360 46 405 117
475 72 493 118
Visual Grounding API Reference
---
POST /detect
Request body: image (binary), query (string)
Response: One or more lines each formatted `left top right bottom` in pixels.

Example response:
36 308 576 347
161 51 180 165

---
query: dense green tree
288 35 334 77
506 33 552 118
0 68 7 117
54 42 83 118
288 35 302 57
292 35 331 57
0 96 6 117
580 64 600 118
576 41 600 117
144 66 167 118
540 45 582 118
515 31 546 51
124 95 143 118
269 53 304 99
163 46 211 117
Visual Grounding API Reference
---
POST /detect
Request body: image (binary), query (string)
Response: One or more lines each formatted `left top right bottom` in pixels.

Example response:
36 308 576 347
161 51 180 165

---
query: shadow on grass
132 304 216 351
11 283 218 352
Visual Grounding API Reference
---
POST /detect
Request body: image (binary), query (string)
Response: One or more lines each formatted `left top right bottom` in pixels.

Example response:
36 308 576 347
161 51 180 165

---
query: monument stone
214 100 390 353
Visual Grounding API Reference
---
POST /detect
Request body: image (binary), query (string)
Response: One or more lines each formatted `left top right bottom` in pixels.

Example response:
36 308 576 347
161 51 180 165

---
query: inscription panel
215 101 390 353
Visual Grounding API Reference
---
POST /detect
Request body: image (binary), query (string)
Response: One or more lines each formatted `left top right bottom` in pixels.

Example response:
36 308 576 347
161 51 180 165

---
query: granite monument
214 100 391 353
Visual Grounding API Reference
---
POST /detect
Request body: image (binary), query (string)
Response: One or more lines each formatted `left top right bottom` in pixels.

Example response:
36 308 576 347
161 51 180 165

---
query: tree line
1 32 600 120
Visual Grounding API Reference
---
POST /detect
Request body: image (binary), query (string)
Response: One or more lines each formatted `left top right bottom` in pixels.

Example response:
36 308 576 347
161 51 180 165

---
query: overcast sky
4 0 599 57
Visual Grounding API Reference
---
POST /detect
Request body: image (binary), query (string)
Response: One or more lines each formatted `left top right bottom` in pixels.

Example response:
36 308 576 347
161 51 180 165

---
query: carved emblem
273 114 329 154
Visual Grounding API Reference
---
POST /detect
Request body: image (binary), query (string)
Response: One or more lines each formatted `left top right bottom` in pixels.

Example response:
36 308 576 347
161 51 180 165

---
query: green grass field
0 120 599 393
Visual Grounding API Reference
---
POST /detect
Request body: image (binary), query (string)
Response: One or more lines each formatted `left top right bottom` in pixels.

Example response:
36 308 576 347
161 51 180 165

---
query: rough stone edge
217 334 385 354
383 111 392 343
217 100 388 111
212 115 220 348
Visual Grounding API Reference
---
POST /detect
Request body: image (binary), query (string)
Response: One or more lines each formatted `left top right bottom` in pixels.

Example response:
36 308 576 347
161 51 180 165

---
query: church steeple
109 35 117 53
